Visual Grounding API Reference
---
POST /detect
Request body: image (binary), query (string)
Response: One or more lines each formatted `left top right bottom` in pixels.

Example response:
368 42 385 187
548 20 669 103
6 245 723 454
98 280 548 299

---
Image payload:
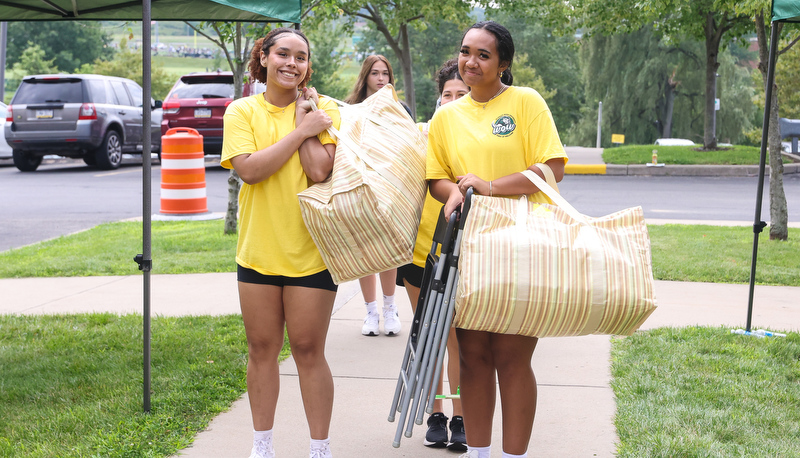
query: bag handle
520 167 589 225
520 166 608 335
307 93 422 199
533 163 559 194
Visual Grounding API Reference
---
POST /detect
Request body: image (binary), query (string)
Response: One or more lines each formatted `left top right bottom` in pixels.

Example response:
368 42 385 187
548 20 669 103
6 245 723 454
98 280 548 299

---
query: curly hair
248 27 313 88
344 55 395 104
436 58 464 95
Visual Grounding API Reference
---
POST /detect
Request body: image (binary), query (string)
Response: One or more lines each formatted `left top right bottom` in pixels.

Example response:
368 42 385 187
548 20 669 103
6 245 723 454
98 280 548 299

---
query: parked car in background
161 71 265 154
4 74 162 171
0 102 12 159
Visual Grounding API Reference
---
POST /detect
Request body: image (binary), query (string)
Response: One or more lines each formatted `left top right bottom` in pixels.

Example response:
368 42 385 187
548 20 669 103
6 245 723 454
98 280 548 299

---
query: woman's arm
455 157 565 197
229 90 333 185
429 178 463 219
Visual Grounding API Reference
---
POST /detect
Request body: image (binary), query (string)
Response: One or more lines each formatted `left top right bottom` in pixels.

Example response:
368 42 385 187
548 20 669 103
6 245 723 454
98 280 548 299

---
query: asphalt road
2 155 800 252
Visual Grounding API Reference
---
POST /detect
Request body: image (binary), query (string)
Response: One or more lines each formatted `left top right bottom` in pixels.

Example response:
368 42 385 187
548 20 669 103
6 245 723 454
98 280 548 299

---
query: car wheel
95 130 123 170
12 149 42 172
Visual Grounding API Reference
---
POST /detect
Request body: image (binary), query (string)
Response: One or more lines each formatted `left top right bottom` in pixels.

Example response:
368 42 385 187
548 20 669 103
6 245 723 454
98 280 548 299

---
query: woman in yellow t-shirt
221 28 340 458
344 54 409 337
427 22 568 458
397 57 470 452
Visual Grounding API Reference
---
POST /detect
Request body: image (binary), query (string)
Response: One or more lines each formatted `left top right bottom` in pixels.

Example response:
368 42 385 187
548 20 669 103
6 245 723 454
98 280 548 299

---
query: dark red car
160 71 264 154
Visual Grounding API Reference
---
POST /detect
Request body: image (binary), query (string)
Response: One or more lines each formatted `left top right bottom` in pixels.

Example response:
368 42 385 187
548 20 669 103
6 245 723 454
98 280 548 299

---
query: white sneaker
309 443 333 458
383 306 401 336
362 310 380 336
249 437 275 458
458 450 480 458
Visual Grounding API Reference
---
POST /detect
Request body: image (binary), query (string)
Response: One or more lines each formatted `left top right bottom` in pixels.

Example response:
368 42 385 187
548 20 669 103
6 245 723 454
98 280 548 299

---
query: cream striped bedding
298 85 427 284
455 169 657 337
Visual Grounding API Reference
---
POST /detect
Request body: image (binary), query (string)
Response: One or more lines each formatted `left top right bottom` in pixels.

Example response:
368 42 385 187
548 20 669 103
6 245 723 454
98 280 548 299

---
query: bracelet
489 181 493 196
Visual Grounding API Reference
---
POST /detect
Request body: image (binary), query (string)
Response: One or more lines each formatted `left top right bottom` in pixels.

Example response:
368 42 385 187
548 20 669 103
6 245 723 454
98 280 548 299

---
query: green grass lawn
0 313 270 457
2 220 799 286
603 144 763 165
612 327 800 456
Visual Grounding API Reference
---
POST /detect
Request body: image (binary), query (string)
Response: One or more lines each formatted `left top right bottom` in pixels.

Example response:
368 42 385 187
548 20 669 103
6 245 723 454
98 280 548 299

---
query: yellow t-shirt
426 86 567 204
221 94 340 277
409 121 442 268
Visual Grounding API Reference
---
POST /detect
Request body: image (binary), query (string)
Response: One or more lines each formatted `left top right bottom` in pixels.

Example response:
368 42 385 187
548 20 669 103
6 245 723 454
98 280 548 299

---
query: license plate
194 108 211 118
36 109 54 119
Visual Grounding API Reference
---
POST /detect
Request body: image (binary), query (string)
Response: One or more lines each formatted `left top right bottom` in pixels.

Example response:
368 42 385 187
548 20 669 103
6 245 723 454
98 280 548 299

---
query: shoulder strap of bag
308 95 422 199
532 163 559 194
520 168 589 225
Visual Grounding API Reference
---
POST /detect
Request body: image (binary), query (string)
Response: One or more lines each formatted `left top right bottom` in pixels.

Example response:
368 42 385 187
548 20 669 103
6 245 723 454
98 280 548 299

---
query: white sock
502 452 527 458
365 301 378 314
469 445 491 458
383 294 395 309
310 437 330 450
253 429 272 442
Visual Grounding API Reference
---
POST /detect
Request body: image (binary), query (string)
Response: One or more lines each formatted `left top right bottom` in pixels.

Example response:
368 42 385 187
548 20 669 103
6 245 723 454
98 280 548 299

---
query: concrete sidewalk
3 274 798 458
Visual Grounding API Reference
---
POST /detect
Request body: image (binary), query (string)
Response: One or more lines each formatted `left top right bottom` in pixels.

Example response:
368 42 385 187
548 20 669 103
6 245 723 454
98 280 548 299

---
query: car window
170 82 233 99
110 81 132 106
86 79 111 104
12 79 84 104
126 82 143 107
0 105 6 118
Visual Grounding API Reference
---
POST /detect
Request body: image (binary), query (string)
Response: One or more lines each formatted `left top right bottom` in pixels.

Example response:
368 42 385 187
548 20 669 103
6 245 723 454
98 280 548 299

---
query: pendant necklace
477 84 507 110
265 90 301 113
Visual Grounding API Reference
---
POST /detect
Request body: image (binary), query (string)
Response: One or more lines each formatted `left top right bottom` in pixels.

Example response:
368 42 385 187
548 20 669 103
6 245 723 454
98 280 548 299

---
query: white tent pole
746 20 780 332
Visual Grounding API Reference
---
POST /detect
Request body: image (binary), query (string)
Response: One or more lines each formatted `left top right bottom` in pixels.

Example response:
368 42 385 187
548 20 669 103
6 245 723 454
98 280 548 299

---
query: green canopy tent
0 0 301 411
746 0 800 331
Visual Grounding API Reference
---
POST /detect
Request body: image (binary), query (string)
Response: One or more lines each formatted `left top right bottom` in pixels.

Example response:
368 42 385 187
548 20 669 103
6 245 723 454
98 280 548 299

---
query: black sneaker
423 412 448 448
447 415 467 452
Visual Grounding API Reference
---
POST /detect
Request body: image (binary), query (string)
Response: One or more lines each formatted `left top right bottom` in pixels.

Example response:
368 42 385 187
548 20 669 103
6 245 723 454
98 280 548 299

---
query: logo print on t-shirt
492 115 516 137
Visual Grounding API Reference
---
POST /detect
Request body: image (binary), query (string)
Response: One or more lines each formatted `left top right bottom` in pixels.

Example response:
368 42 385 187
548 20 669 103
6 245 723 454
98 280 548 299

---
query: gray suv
4 74 162 171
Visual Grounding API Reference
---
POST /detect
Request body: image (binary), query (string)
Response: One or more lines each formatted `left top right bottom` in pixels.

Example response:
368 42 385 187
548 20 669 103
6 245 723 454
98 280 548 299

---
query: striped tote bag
298 85 427 284
454 168 657 337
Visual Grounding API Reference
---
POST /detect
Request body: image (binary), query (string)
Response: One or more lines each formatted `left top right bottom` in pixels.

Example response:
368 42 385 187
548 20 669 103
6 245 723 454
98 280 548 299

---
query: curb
564 164 606 175
566 163 800 176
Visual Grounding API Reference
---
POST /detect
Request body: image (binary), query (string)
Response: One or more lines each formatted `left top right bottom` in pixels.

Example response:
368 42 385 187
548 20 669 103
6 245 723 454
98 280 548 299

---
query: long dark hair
463 21 514 86
248 27 313 88
344 55 395 104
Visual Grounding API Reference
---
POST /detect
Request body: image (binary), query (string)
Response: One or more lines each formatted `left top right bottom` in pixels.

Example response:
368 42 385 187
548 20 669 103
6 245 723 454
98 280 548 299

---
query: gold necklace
475 84 507 109
265 91 301 113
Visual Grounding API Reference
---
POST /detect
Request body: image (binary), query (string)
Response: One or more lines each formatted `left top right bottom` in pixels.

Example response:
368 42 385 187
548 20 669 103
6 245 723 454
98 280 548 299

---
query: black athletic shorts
237 265 338 292
396 263 424 289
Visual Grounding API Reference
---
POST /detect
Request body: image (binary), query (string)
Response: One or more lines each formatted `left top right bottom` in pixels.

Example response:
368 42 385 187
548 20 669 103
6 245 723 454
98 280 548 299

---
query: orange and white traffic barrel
160 128 208 214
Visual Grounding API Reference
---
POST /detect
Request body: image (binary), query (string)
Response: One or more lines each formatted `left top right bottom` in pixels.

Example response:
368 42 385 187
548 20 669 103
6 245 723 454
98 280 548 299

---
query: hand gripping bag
298 85 427 284
454 167 657 337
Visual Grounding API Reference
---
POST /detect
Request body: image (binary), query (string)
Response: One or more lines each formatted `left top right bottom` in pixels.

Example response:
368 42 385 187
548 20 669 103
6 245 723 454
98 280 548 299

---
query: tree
7 22 114 73
486 10 583 132
352 16 464 121
305 0 473 119
752 11 800 240
184 22 271 235
6 44 59 91
567 26 702 146
530 0 753 149
304 19 352 100
78 39 174 100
